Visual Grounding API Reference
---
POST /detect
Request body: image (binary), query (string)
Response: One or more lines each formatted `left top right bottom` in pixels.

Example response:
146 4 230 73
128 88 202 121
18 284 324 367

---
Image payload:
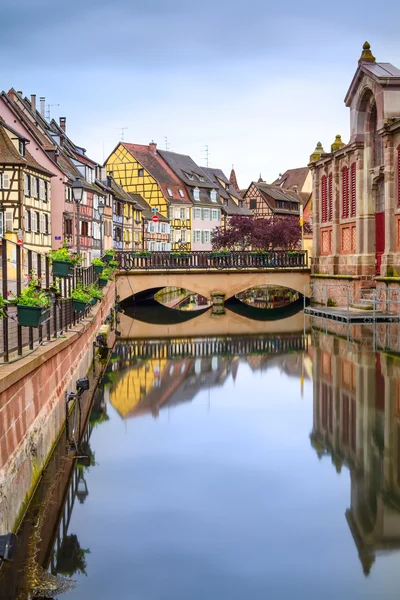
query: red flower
7 291 10 296
34 293 38 298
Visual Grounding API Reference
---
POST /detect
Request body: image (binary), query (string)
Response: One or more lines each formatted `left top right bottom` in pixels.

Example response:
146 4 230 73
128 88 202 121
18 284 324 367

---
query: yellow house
0 118 53 276
105 141 192 250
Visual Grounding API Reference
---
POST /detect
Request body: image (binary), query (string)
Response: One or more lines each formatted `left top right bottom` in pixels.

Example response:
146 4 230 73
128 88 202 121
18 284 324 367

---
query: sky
1 0 400 188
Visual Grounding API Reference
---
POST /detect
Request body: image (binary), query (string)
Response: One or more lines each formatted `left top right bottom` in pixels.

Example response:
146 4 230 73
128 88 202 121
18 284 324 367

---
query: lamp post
98 198 104 257
71 178 84 256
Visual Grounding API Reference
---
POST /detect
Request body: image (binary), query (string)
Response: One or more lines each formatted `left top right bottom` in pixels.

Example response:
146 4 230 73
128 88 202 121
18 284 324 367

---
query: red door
375 212 385 275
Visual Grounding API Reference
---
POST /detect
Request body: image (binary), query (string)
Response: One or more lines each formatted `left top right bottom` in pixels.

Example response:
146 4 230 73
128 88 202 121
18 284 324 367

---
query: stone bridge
115 251 311 303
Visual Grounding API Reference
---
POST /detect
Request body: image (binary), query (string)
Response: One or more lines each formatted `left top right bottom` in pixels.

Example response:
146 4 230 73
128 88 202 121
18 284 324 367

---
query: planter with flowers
98 267 114 288
13 273 51 327
87 285 103 306
49 243 82 277
103 249 116 264
71 287 91 313
92 258 106 275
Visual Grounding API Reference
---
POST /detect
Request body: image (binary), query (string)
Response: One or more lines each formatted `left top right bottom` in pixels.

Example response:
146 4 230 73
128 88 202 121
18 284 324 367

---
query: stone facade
311 43 400 283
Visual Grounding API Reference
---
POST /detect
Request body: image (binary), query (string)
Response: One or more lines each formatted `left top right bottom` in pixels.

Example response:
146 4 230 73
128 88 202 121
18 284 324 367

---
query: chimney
59 117 66 132
292 185 298 194
31 94 36 112
7 89 16 101
40 97 45 118
149 141 157 154
17 91 22 96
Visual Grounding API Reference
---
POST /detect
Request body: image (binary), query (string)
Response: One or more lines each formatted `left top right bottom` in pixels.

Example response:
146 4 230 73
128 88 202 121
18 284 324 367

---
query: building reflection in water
310 334 400 576
105 335 310 419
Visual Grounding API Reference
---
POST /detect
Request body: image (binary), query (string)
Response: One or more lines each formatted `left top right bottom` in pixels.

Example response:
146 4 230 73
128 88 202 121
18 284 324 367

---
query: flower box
53 260 73 277
90 297 99 306
93 264 104 274
17 305 51 328
73 299 88 313
103 254 115 264
98 277 108 288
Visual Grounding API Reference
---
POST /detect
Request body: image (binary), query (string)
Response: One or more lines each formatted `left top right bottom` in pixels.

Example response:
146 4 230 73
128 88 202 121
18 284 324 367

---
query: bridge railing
116 250 308 271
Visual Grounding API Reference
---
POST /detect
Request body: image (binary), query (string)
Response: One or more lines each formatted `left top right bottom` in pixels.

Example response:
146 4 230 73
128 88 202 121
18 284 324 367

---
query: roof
229 168 240 192
129 193 168 221
201 166 252 216
122 143 191 204
345 60 400 106
246 182 301 215
0 118 54 176
272 167 310 192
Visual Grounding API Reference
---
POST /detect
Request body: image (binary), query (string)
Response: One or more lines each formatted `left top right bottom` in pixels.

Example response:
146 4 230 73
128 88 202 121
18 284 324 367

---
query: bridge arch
116 271 310 303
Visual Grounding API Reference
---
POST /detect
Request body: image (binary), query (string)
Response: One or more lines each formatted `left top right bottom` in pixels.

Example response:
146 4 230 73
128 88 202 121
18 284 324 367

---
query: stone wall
0 282 115 533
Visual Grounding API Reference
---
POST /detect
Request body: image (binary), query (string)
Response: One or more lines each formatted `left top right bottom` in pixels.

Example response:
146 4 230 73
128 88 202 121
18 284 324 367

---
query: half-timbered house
0 118 53 262
243 182 301 218
130 193 170 251
105 142 185 250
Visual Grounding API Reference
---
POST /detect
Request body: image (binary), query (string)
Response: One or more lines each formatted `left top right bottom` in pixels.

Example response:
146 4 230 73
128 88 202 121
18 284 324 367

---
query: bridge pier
211 291 225 315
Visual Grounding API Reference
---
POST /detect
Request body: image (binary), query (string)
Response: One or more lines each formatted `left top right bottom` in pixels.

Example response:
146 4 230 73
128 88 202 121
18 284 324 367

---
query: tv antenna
203 145 210 167
46 103 60 120
117 127 128 141
164 136 170 151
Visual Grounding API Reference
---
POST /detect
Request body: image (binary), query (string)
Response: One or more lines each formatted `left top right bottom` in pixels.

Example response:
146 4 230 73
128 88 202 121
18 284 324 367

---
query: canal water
3 310 400 599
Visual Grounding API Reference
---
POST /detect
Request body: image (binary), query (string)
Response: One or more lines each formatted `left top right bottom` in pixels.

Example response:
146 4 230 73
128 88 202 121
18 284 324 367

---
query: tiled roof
271 167 309 192
122 143 191 204
255 182 301 203
129 193 169 221
0 119 54 176
201 167 252 216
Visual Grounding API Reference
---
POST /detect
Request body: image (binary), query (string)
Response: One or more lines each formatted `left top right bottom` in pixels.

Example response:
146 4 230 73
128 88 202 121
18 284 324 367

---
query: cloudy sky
2 0 400 187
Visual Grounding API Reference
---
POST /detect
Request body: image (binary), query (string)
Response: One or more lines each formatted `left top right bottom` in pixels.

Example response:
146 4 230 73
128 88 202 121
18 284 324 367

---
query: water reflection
236 285 299 309
311 335 400 576
5 322 400 599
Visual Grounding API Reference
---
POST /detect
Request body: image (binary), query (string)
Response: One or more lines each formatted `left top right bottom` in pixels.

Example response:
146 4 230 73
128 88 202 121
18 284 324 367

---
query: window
169 206 174 220
180 208 186 220
39 179 45 200
5 211 13 232
184 172 194 181
31 176 39 198
161 222 166 233
64 218 73 235
81 221 89 236
65 186 72 202
342 167 349 218
210 189 217 202
178 189 185 198
198 175 205 182
350 163 356 217
204 230 210 244
321 175 327 223
24 174 31 196
193 188 200 201
19 140 25 157
193 230 201 243
0 172 10 190
162 242 167 251
212 209 219 221
194 208 201 219
167 188 173 197
250 198 257 210
138 168 144 177
328 173 332 221
202 208 209 220
40 213 45 233
25 209 31 232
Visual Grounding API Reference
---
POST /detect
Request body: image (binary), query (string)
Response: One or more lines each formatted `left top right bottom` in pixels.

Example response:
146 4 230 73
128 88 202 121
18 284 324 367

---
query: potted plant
0 295 9 319
103 248 116 264
109 259 118 269
49 242 82 277
98 267 113 288
92 258 106 274
87 284 103 305
132 250 150 258
13 273 51 327
71 287 91 313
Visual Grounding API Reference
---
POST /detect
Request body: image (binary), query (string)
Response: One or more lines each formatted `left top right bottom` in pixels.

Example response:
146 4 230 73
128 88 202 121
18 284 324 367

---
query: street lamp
71 178 84 256
98 198 104 257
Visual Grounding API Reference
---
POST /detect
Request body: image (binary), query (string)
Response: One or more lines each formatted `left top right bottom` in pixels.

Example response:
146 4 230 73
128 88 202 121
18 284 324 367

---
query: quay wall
0 283 115 533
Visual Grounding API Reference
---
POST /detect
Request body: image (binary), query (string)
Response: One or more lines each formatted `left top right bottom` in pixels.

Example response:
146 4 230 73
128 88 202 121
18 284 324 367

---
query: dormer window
193 188 200 201
19 140 25 157
210 189 217 202
179 189 185 198
197 174 205 182
138 168 144 177
167 188 173 197
184 172 194 181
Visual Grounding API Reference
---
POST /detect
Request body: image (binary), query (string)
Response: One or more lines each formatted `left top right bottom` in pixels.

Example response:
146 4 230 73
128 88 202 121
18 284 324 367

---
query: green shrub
71 287 91 303
92 258 106 267
327 297 337 307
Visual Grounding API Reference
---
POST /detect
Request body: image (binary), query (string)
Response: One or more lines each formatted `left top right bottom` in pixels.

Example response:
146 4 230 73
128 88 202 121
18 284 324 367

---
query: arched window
350 163 356 217
342 167 349 219
321 175 327 222
328 173 333 221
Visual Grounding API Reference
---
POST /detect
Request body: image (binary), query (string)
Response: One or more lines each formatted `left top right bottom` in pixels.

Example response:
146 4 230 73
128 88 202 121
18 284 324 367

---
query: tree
211 216 254 250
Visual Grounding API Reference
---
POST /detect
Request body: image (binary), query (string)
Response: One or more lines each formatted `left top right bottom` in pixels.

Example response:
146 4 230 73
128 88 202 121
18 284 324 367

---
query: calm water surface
3 317 400 599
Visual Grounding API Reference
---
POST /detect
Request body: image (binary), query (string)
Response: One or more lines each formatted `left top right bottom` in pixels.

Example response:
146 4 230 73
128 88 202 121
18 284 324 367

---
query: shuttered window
342 167 349 219
25 209 31 232
350 163 356 217
328 173 333 221
321 175 327 222
24 174 30 196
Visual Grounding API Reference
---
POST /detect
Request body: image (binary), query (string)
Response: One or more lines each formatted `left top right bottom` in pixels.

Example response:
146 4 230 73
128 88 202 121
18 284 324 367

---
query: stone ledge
311 274 359 280
0 283 115 396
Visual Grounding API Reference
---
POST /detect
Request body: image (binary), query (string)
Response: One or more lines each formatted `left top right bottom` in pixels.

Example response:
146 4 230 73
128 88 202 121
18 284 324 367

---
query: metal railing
116 250 309 271
0 237 98 363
